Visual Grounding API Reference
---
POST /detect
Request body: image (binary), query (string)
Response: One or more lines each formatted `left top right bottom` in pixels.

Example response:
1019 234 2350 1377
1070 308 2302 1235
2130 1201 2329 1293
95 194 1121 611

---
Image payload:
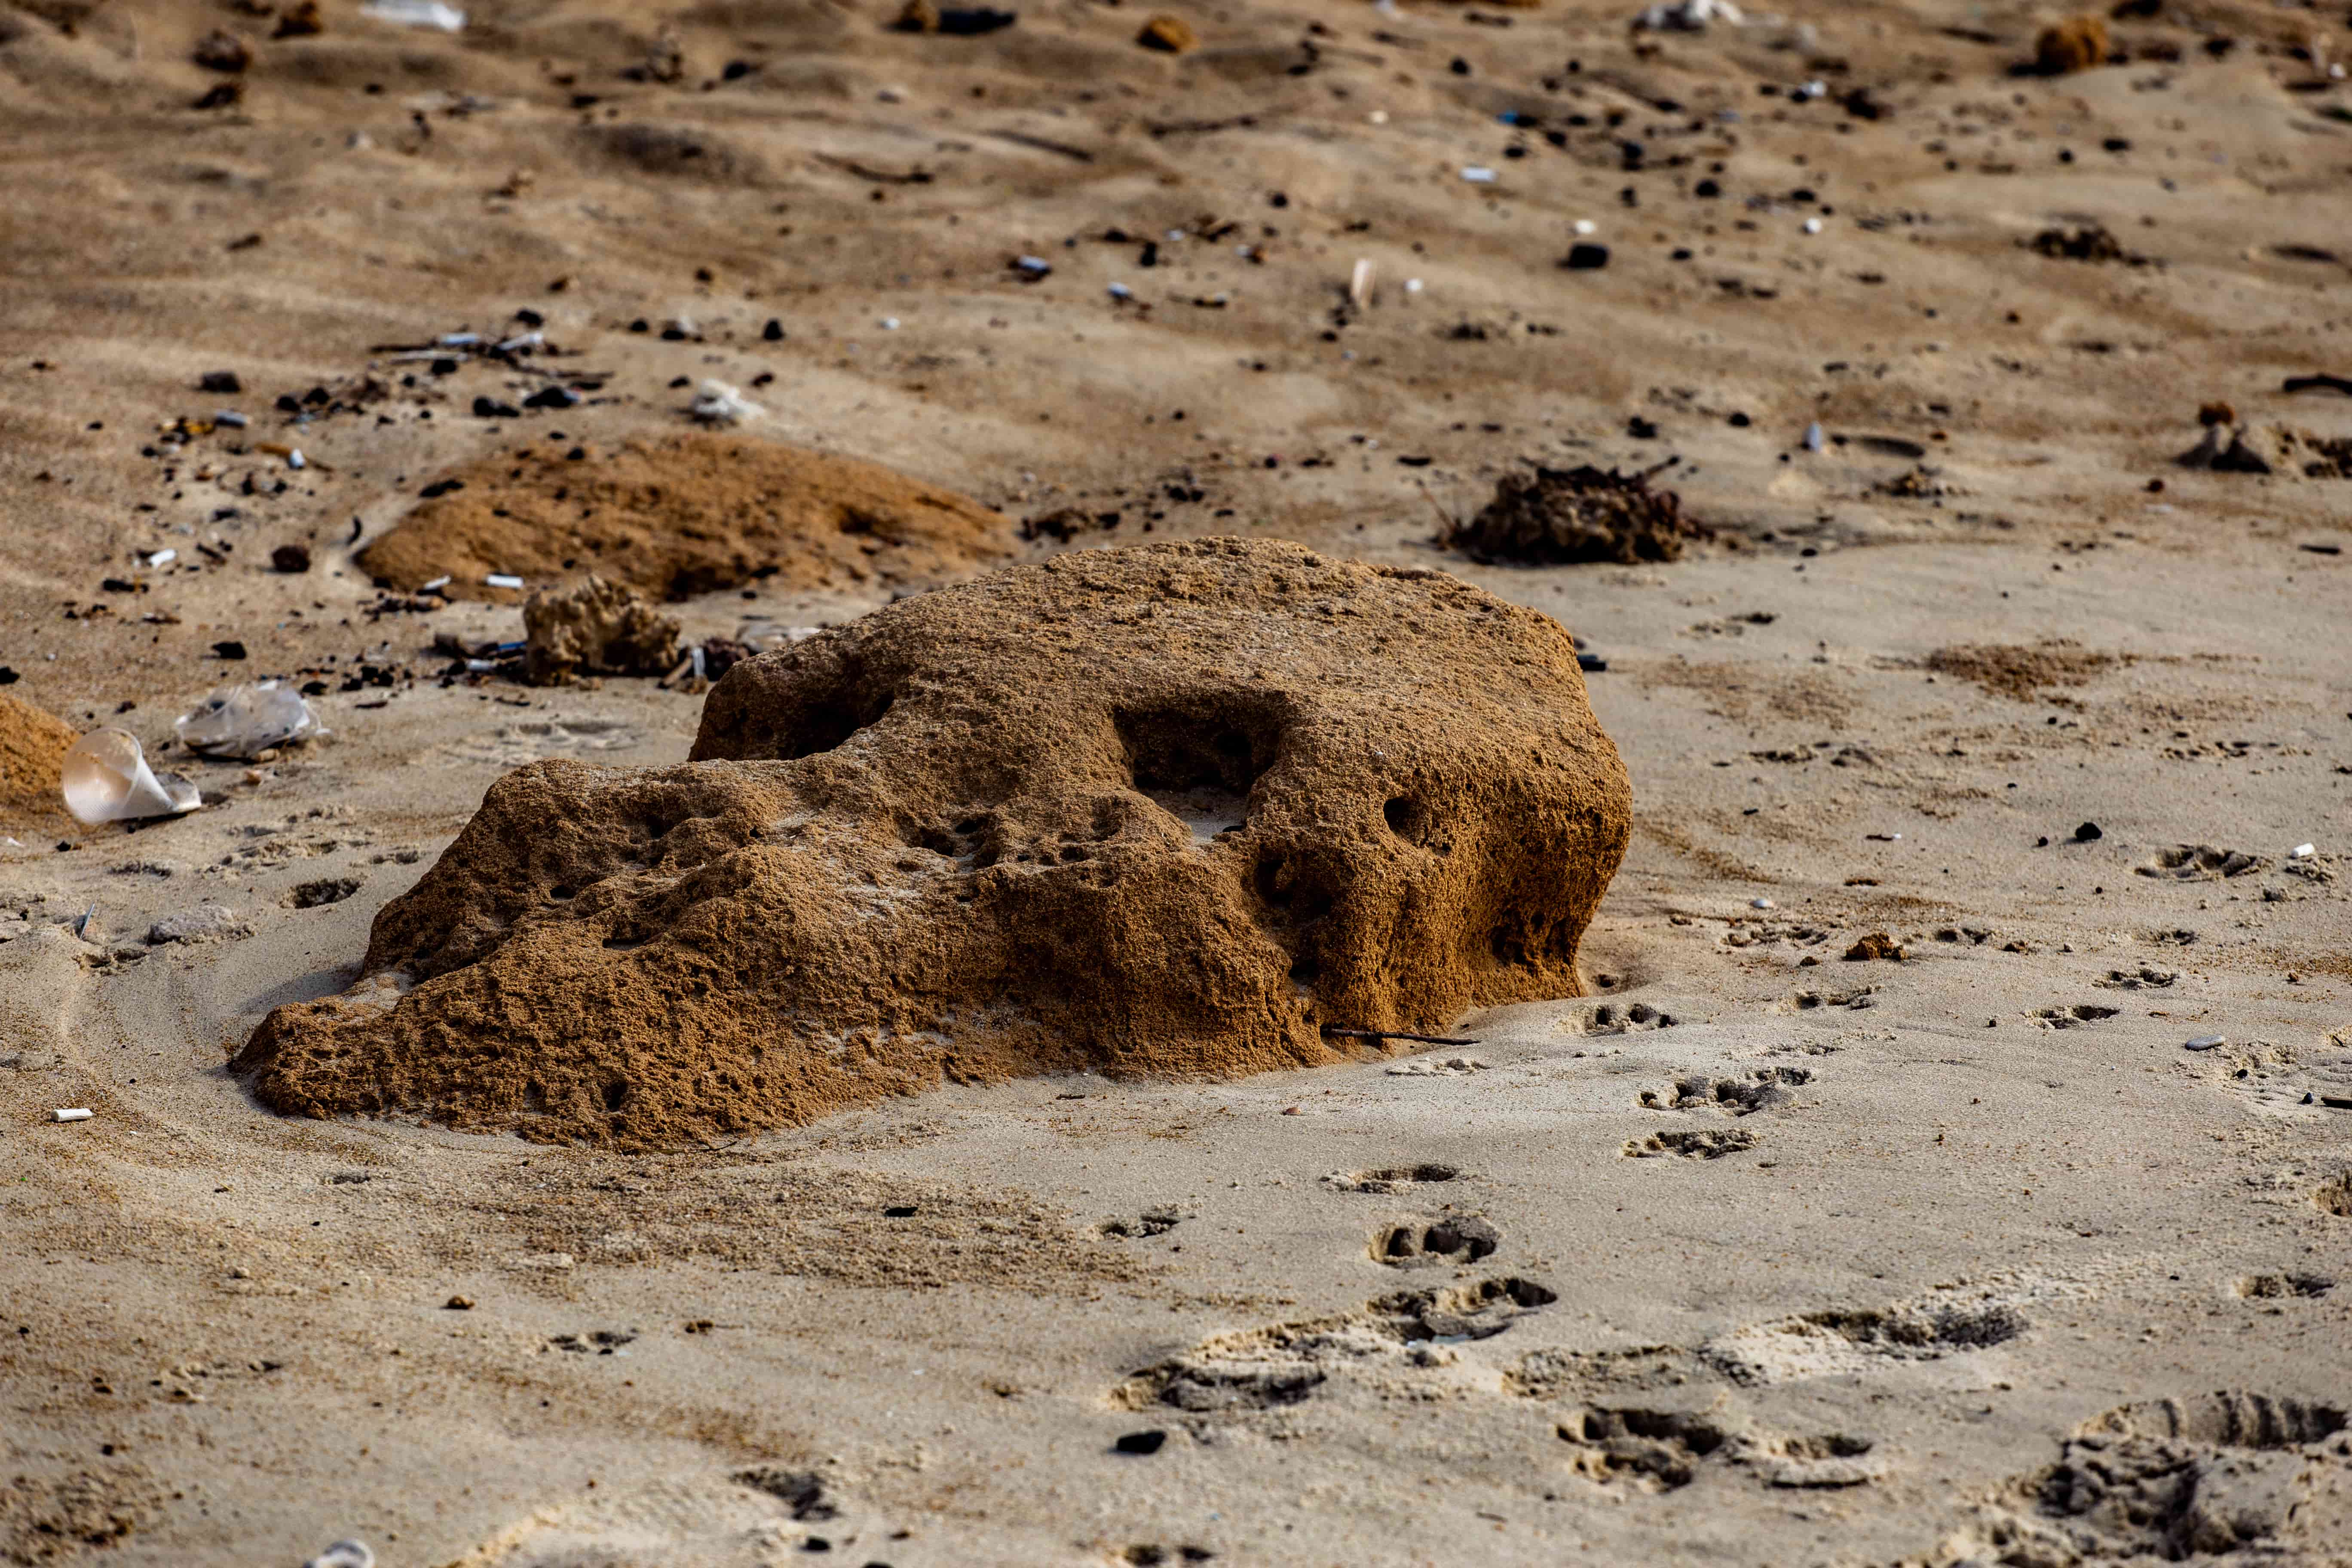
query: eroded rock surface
236 539 1630 1146
523 574 682 686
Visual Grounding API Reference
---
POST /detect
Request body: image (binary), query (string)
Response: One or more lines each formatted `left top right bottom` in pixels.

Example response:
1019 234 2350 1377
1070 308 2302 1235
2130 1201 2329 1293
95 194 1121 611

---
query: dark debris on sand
1440 462 1712 566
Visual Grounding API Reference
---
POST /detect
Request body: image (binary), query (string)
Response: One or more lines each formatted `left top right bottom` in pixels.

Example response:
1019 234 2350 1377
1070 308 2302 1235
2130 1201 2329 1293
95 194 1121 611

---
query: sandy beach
3 0 2350 1562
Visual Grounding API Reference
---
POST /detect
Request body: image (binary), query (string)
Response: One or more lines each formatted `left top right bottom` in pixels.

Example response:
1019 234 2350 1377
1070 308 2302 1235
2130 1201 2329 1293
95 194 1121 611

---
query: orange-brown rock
2034 15 2109 74
356 432 1016 603
236 539 1631 1148
1137 14 1196 52
0 691 76 829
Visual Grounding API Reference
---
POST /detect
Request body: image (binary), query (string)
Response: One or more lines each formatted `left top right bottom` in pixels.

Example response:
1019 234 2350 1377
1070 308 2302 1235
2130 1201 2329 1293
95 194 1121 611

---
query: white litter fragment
362 0 464 30
1637 0 1743 32
1405 278 1424 294
214 410 248 429
1014 255 1052 280
1349 258 1376 309
143 548 177 568
880 316 901 330
484 573 526 590
177 683 323 760
1573 218 1598 236
1107 282 1134 301
1750 897 1775 910
436 331 483 347
1367 109 1389 125
2183 1035 2226 1051
1803 421 1825 452
61 729 202 824
1802 217 1824 235
52 1109 94 1124
688 379 764 425
420 574 452 592
496 330 544 352
2290 843 2316 859
287 449 307 469
303 1542 375 1568
1461 165 1498 184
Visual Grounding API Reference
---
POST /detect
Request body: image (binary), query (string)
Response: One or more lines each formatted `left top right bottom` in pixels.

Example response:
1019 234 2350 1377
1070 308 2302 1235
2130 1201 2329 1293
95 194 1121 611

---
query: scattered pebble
2184 1035 2226 1052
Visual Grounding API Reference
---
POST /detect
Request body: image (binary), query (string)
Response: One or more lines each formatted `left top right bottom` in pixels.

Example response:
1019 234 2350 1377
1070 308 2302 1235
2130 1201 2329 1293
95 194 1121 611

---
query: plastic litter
485 573 526 590
1013 255 1052 280
1801 217 1824 235
52 1109 93 1123
1461 166 1498 184
1349 258 1375 309
1749 897 1775 910
175 683 322 760
303 1543 375 1568
61 729 202 824
1637 0 1743 30
1573 219 1598 236
2291 843 2316 859
215 410 249 429
361 1 463 31
689 380 764 425
421 574 452 592
1802 421 1825 452
1107 282 1134 301
143 548 177 568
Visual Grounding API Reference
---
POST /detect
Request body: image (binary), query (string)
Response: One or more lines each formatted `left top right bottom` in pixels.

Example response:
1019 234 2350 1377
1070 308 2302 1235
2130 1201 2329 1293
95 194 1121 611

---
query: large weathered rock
522 574 681 686
236 539 1630 1147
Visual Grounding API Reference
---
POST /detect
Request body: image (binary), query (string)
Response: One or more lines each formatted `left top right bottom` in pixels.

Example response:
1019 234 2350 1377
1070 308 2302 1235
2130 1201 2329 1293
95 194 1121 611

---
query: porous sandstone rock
523 575 683 686
237 539 1630 1147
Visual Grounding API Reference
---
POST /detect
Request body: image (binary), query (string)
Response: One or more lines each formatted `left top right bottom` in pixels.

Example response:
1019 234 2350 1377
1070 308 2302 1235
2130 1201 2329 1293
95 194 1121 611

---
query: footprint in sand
2031 1004 2119 1029
2231 1272 2334 1300
429 716 643 769
2315 1173 2352 1218
1637 1066 1812 1116
1323 1164 1461 1195
1371 1215 1501 1268
1558 1406 1883 1492
1115 1277 1557 1416
1099 1206 1190 1240
1920 1392 2352 1565
1571 1001 1681 1035
2136 843 2270 880
1623 1128 1760 1160
2094 965 2178 990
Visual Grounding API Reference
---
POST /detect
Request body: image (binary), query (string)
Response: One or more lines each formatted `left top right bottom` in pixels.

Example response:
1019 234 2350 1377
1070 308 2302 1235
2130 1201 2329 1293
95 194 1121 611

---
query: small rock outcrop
523 575 683 686
1441 464 1712 566
236 539 1631 1147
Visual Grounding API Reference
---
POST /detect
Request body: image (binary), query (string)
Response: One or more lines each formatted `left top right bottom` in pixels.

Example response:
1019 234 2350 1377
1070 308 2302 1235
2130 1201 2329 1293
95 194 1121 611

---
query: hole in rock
1384 796 1436 847
1117 703 1277 845
601 1080 628 1112
780 689 895 760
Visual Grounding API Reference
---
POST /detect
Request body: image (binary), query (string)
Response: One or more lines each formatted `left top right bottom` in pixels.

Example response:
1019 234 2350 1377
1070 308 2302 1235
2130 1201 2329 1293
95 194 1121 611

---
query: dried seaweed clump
1442 464 1712 566
2028 225 2131 263
2033 15 2109 75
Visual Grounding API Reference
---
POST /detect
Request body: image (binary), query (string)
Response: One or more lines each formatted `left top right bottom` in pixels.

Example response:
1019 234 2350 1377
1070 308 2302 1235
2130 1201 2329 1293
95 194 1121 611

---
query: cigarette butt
52 1108 93 1123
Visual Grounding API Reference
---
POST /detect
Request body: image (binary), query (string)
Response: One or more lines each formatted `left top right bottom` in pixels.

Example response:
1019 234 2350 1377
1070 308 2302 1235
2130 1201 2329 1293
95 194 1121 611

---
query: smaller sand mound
1441 463 1711 566
0 692 77 827
358 433 1017 602
1924 640 2130 701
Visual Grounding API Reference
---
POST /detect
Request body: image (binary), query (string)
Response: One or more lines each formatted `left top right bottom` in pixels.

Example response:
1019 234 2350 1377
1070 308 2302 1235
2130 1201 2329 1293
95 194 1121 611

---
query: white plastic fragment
420 574 452 592
176 683 324 760
1802 217 1824 235
287 449 306 470
1014 255 1052 280
1405 278 1424 294
362 0 463 30
497 330 544 352
214 410 248 429
2291 843 2316 859
1750 897 1775 910
1349 258 1375 309
1461 165 1498 184
1637 0 1743 32
484 573 526 590
1573 219 1598 236
52 1109 93 1124
303 1543 375 1568
1107 282 1134 301
2183 1035 2226 1051
689 380 764 425
61 729 202 824
1802 421 1825 452
436 331 483 347
880 316 901 330
143 548 177 568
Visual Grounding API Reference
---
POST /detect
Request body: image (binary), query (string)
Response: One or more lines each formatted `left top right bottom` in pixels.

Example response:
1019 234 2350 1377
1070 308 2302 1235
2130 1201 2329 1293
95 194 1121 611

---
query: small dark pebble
1562 242 1610 270
419 478 465 499
198 371 242 394
472 397 521 419
0 668 18 685
522 385 582 409
211 640 248 660
763 318 784 341
801 1537 831 1553
883 1205 918 1218
1115 1430 1169 1455
429 357 459 376
1728 411 1751 427
300 680 328 696
1577 652 1608 673
271 543 312 573
935 7 1017 34
2073 822 2102 842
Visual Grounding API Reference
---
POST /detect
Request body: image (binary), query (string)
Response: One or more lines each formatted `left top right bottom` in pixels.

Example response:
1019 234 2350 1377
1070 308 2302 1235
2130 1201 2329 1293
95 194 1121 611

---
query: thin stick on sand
1321 1026 1482 1047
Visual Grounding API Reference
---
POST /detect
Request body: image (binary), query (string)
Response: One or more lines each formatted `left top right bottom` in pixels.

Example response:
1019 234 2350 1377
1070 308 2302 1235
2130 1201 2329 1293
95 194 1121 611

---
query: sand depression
234 538 1630 1147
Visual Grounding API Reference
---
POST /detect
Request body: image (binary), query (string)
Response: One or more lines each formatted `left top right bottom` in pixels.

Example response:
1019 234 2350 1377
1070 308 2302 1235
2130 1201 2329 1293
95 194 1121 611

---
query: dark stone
272 544 312 573
1562 243 1610 270
2074 821 2102 842
212 640 248 660
1115 1430 1168 1455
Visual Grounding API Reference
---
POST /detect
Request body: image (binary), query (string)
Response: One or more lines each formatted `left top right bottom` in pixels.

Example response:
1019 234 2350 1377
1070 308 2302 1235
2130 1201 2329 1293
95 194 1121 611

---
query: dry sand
4 0 2351 1563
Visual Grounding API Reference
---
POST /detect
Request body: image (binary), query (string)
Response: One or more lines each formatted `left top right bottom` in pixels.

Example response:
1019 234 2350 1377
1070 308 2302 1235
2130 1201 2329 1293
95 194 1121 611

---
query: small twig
2283 372 2352 396
989 130 1095 162
1415 480 1456 536
1322 1026 1482 1046
812 153 934 185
